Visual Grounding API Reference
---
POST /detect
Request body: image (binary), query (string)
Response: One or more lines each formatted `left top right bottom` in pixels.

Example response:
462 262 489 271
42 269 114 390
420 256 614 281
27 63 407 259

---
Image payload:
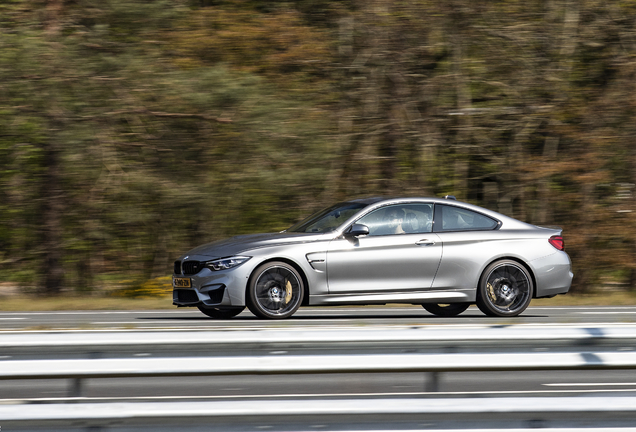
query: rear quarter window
434 205 498 232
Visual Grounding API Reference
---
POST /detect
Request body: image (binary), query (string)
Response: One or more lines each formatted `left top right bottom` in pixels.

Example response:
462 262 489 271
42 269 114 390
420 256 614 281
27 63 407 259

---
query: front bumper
172 257 253 307
173 284 230 306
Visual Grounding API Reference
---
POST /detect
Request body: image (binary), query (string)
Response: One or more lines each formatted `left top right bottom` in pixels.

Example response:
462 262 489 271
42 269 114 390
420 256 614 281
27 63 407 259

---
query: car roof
345 196 465 206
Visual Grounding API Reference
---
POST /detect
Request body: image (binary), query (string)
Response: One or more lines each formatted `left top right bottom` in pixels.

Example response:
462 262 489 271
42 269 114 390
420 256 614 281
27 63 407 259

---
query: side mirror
345 224 369 238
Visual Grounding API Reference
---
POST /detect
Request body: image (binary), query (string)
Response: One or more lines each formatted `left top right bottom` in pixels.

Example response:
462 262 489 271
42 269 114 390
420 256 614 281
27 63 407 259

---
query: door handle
415 239 435 246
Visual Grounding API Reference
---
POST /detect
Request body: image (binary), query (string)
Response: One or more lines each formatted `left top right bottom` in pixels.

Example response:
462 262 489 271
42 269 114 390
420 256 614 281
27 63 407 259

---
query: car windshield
287 202 368 233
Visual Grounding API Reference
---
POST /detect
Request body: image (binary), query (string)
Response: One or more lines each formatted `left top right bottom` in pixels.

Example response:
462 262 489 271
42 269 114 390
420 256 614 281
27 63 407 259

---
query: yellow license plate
172 277 191 288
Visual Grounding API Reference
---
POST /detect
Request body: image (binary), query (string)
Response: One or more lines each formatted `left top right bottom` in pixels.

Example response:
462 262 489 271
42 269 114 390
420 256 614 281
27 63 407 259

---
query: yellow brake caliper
285 280 293 304
487 282 497 302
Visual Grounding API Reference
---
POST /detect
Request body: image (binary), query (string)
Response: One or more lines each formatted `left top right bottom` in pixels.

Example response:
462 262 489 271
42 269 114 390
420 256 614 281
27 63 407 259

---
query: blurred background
0 0 635 298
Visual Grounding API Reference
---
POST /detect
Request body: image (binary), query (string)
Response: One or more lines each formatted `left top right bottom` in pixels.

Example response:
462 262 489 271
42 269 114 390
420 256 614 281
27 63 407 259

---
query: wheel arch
478 256 537 298
246 257 311 306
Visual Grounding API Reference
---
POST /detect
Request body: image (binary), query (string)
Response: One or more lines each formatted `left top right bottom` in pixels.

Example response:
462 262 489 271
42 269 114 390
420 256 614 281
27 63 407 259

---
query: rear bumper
530 251 573 298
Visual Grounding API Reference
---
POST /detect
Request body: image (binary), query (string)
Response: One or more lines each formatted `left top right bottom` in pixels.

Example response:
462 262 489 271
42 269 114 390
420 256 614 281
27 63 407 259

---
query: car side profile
172 197 573 319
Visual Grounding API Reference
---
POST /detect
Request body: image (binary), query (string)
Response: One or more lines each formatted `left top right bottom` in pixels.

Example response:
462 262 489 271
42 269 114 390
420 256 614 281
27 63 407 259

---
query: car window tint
357 203 433 236
437 205 497 231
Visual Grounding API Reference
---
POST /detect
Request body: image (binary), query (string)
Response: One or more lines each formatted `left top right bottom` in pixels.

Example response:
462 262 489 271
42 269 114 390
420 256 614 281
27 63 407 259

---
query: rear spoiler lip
534 225 563 235
535 225 562 231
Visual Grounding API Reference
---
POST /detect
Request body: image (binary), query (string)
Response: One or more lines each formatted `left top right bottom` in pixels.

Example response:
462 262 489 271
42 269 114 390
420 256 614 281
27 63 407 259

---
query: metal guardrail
4 397 636 431
4 328 636 430
3 324 636 354
3 351 636 396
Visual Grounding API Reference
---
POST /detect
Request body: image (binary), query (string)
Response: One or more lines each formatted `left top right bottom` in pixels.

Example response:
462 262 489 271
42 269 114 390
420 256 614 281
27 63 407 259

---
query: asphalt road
1 305 635 330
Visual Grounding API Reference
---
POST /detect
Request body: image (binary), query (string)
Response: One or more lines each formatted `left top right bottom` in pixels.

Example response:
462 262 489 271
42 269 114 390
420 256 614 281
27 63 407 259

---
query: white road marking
528 307 636 310
90 321 201 324
0 306 635 317
0 311 193 315
579 312 636 314
4 322 636 334
3 386 636 405
544 382 636 387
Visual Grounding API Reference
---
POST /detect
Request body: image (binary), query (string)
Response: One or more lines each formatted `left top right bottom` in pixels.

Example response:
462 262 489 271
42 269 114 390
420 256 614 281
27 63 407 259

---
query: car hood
182 231 328 258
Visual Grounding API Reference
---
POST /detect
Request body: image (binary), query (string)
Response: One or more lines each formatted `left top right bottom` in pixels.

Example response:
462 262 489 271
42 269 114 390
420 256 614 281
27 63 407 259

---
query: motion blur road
1 305 636 330
2 305 636 402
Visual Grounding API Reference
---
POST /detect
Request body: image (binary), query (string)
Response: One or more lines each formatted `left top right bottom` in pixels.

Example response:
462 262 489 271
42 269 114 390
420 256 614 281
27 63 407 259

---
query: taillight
549 235 564 251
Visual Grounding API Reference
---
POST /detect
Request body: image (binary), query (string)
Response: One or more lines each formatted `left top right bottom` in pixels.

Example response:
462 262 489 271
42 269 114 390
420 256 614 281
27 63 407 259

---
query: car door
326 203 442 294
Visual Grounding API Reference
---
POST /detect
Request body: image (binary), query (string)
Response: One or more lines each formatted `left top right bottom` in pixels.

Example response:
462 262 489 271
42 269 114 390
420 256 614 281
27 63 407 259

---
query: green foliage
1 0 635 297
0 0 335 295
110 276 173 298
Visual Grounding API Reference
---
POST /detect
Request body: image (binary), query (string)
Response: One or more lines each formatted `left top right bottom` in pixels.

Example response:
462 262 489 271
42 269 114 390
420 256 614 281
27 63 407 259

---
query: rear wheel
197 306 245 319
246 261 304 319
476 260 533 317
422 303 470 317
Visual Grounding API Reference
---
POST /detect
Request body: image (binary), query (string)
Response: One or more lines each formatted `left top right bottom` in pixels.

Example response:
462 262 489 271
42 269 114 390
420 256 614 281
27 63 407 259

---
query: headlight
204 256 251 271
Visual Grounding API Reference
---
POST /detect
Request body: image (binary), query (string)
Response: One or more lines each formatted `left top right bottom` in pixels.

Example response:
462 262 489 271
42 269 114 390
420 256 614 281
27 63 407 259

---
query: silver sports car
172 197 572 319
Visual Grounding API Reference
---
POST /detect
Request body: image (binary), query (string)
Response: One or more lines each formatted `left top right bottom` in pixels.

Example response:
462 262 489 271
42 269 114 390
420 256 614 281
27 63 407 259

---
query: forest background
1 0 635 300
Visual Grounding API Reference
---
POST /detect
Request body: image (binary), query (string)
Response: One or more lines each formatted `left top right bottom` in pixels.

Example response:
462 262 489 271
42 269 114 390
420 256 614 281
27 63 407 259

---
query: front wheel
422 303 470 317
476 260 533 317
197 306 245 319
246 261 304 319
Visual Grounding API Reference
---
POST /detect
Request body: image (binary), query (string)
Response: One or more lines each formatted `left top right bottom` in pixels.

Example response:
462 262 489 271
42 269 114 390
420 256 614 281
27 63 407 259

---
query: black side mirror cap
345 223 369 238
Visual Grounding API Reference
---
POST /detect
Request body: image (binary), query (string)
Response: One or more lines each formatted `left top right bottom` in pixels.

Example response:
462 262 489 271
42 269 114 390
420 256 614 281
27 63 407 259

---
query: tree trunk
538 125 560 224
40 139 64 294
450 15 471 200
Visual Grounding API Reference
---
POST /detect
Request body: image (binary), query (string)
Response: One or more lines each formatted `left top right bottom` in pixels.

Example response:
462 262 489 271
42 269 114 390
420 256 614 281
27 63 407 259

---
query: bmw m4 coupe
172 197 573 319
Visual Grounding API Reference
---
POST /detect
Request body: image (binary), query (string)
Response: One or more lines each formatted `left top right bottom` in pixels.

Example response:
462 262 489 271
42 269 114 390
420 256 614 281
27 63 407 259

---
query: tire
422 303 470 317
246 261 304 319
476 259 533 317
197 306 245 319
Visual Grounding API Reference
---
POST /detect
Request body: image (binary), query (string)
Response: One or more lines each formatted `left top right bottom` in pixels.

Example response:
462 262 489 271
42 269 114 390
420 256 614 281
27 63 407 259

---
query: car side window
356 204 433 236
434 205 498 232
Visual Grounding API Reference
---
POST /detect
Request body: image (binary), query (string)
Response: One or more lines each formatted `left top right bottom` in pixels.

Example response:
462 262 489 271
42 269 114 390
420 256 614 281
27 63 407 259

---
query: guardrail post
426 372 440 392
69 377 83 399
